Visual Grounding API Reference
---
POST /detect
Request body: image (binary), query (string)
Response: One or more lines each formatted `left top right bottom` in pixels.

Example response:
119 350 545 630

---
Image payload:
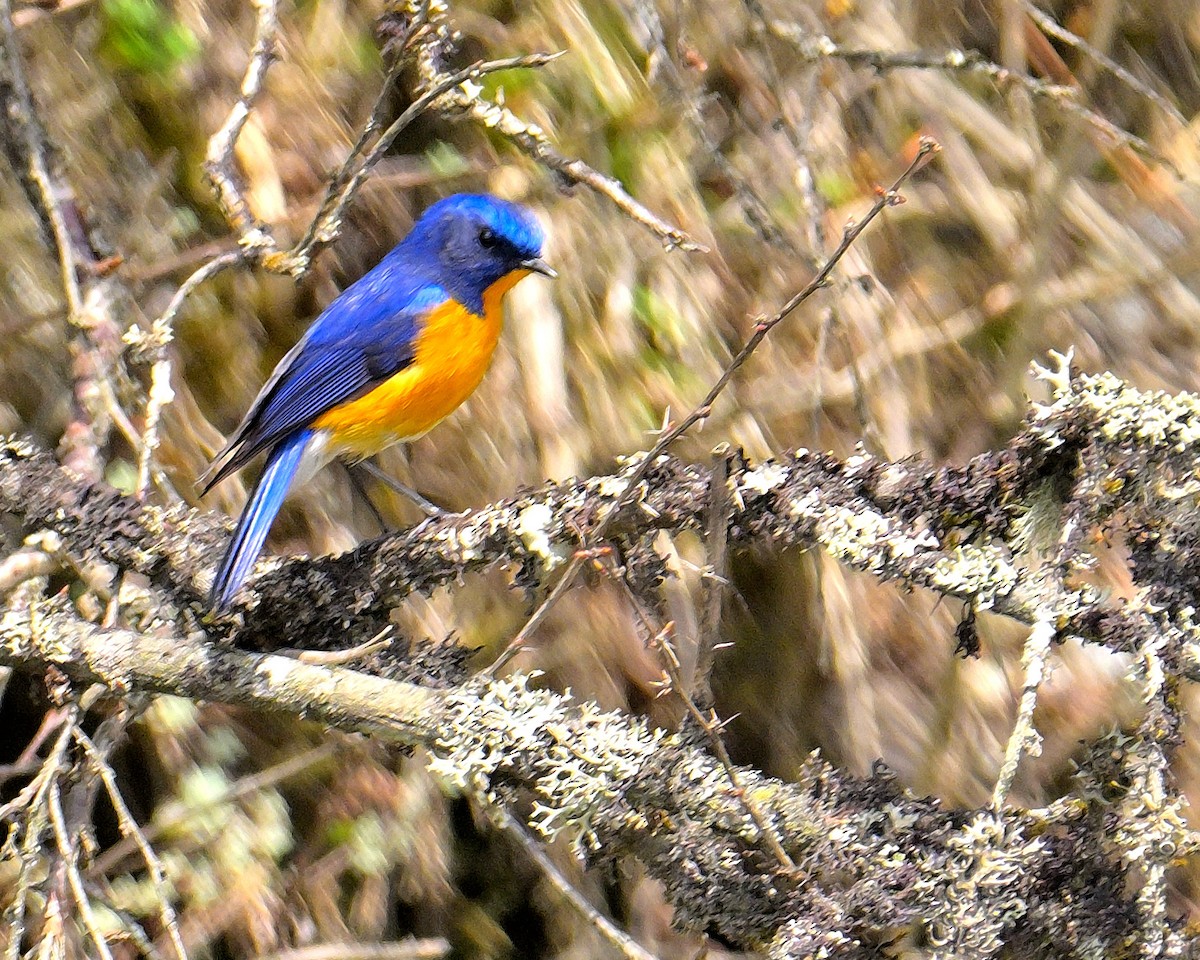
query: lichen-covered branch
4 354 1200 679
0 598 1192 957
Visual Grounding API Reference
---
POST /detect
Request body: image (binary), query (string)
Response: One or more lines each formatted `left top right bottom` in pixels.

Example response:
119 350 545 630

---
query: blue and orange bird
200 193 554 609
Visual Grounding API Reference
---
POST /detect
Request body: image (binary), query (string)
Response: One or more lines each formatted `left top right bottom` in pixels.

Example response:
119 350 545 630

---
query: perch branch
4 353 1200 681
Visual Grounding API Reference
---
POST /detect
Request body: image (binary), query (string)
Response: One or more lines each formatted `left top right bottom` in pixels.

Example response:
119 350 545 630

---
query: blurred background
2 0 1200 955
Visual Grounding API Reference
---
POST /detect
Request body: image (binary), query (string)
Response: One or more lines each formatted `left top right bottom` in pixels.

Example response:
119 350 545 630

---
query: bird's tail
209 429 313 610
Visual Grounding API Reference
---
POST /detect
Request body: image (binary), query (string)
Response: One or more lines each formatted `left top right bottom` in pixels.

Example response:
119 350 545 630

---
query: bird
199 193 555 610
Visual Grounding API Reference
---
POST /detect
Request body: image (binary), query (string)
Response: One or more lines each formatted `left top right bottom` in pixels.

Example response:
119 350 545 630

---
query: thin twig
990 614 1053 810
741 0 825 256
0 0 82 316
149 250 247 335
491 806 664 960
74 728 188 960
489 139 939 674
284 52 565 276
492 806 672 955
3 714 75 960
48 776 116 960
131 249 245 497
1021 1 1186 128
761 21 1177 174
584 548 796 873
691 443 733 705
203 0 280 244
411 8 703 252
649 621 796 872
1 0 128 484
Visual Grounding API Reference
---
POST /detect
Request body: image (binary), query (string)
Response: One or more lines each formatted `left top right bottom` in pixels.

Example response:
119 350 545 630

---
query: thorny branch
590 552 797 872
489 807 663 960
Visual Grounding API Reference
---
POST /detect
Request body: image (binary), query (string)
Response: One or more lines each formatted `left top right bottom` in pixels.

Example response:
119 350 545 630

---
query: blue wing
201 262 448 493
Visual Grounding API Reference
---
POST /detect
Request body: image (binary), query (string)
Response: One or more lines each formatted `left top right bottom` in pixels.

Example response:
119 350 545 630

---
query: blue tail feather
209 430 312 610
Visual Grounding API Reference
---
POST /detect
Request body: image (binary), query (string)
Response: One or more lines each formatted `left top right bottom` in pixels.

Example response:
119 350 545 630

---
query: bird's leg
344 462 391 533
354 458 447 518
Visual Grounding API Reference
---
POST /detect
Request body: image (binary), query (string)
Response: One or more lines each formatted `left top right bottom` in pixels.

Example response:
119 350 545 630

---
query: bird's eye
478 227 498 249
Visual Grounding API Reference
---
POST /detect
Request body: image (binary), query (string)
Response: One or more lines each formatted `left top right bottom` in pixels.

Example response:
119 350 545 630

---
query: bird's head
402 193 554 312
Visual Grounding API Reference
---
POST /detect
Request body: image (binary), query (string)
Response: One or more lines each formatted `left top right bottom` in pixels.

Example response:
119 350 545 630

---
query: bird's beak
521 257 557 279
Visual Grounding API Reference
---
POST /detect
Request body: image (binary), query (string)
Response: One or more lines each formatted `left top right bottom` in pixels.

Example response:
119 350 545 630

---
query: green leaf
99 0 200 77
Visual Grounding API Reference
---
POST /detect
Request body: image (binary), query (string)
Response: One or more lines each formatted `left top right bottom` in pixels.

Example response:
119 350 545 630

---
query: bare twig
48 776 116 960
146 250 247 337
1 0 128 483
741 0 827 255
128 249 246 498
74 728 188 960
761 21 1177 174
203 0 280 245
579 545 796 873
3 713 76 960
284 52 565 276
691 443 733 705
490 139 938 673
491 806 663 960
650 621 796 872
1021 1 1186 128
990 614 1053 810
0 0 83 315
409 6 702 252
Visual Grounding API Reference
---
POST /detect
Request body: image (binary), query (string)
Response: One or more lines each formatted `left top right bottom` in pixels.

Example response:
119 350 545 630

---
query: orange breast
312 270 529 458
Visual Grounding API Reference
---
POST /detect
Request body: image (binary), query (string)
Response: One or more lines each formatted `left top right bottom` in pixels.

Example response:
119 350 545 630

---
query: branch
203 0 280 248
280 51 566 277
407 1 703 252
0 0 126 483
491 137 939 671
760 19 1178 175
0 0 84 314
3 354 1200 677
0 599 1192 956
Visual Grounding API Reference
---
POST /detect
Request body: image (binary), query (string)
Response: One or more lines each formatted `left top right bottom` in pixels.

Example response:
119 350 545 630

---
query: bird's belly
312 297 503 459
